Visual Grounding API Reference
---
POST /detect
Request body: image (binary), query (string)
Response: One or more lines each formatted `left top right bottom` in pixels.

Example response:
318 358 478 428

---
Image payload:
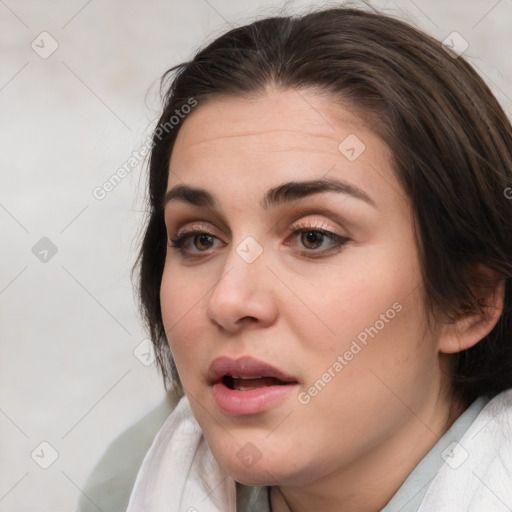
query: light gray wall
1 0 511 510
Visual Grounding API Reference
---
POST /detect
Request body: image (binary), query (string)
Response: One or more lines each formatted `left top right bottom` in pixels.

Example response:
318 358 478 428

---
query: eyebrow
163 177 376 210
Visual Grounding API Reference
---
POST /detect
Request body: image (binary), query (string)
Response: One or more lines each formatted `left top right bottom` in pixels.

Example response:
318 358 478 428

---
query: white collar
126 395 236 512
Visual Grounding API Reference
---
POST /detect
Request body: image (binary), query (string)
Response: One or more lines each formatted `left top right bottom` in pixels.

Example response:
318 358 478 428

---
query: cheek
160 265 209 382
297 245 421 348
294 245 434 395
300 281 434 413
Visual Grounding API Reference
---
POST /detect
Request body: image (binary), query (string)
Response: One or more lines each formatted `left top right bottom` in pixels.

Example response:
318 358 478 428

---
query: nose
205 242 278 332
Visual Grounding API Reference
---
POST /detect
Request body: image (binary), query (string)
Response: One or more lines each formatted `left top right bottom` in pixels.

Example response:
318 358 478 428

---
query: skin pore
159 88 501 512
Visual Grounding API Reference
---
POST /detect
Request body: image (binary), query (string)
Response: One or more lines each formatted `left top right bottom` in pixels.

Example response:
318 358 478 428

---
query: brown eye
301 231 325 249
286 225 350 258
194 234 215 251
168 230 222 256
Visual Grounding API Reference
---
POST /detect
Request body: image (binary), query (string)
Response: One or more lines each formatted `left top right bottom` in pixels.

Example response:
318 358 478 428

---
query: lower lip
212 382 298 416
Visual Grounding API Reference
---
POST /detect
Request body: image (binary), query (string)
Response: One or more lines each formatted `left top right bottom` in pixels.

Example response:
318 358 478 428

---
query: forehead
171 88 369 158
167 88 404 213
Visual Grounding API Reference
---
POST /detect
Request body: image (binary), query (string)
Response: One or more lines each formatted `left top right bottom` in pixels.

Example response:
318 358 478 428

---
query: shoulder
419 389 512 512
76 391 179 512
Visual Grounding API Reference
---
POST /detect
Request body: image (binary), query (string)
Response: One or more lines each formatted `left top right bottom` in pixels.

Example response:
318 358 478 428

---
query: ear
438 267 505 354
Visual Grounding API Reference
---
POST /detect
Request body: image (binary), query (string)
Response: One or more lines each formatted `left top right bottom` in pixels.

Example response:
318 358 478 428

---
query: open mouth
209 357 299 415
222 375 292 391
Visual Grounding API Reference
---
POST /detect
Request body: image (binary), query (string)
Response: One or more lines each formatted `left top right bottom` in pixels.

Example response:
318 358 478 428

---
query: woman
129 6 512 511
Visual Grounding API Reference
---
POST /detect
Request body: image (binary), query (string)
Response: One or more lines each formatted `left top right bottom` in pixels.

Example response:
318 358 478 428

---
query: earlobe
439 276 505 355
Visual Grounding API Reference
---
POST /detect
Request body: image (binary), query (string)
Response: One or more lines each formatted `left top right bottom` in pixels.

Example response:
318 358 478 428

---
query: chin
208 437 315 488
232 470 278 487
228 461 322 488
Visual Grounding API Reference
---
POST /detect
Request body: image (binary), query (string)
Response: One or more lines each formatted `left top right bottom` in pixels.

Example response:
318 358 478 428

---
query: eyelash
168 221 350 259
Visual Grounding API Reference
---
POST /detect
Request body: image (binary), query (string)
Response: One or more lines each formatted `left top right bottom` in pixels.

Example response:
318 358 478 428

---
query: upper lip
208 356 298 385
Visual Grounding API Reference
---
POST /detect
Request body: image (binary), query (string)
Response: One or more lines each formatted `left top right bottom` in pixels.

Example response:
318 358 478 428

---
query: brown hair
134 7 512 407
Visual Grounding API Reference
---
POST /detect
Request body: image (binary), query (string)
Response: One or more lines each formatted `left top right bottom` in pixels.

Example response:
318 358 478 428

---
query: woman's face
161 88 451 488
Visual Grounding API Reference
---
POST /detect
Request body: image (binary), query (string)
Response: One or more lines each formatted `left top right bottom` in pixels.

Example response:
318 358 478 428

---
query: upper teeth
230 375 263 379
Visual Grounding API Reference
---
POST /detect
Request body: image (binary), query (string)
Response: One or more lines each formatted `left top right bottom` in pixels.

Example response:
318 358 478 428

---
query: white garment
126 389 512 512
126 396 236 512
418 388 512 511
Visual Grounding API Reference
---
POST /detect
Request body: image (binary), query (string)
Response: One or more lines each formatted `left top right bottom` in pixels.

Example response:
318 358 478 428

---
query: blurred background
1 0 511 510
